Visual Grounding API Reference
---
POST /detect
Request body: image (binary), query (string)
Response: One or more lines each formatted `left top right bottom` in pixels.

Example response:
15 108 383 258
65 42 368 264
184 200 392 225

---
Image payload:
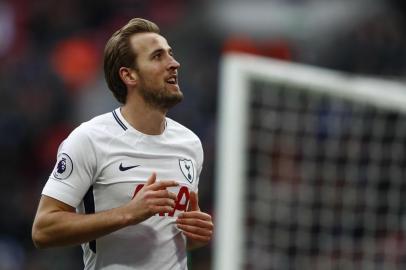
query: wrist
116 205 137 227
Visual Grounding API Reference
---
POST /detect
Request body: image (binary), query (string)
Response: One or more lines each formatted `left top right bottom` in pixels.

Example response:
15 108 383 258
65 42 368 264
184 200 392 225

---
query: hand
125 172 178 224
176 191 213 250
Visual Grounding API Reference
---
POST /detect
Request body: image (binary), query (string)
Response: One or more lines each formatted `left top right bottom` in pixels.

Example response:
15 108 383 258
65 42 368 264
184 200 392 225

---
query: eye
152 53 161 60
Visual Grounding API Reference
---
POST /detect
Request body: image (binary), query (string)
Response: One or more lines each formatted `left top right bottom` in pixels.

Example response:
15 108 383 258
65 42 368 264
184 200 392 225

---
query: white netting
245 79 406 270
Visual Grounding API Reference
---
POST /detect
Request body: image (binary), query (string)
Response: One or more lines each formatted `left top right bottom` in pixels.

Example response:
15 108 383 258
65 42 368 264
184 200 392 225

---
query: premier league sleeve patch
52 153 73 180
179 159 195 183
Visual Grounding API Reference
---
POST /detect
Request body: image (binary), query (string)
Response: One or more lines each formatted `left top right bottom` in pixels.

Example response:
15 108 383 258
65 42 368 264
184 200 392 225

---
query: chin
163 91 184 109
140 85 183 109
166 83 181 93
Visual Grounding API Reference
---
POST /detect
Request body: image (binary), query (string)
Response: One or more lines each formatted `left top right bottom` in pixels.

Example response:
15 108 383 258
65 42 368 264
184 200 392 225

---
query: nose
168 56 180 70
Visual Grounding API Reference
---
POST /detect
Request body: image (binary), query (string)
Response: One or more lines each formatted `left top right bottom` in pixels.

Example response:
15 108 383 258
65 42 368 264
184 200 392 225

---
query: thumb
146 172 157 186
188 191 200 211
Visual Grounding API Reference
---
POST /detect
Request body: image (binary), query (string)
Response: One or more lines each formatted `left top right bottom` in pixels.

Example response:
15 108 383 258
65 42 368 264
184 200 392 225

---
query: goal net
214 53 406 270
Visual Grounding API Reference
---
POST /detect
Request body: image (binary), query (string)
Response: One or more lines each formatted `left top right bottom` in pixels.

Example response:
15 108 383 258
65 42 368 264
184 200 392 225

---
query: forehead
130 32 170 56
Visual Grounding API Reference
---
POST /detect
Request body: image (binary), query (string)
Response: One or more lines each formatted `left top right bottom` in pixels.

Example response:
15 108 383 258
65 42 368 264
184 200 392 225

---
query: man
32 18 213 270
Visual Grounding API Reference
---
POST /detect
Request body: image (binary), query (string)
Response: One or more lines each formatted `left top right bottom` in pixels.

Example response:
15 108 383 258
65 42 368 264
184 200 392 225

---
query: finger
188 191 200 211
145 172 157 186
179 230 212 243
179 212 212 221
149 180 179 191
177 218 214 230
177 224 212 237
149 205 174 215
148 198 176 207
153 189 177 200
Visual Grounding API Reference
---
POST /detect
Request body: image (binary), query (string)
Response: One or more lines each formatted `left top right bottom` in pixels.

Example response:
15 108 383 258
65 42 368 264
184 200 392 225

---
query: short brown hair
104 18 160 104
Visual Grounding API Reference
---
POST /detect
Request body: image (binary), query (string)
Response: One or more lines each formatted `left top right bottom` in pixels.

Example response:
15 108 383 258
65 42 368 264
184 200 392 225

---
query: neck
121 98 167 135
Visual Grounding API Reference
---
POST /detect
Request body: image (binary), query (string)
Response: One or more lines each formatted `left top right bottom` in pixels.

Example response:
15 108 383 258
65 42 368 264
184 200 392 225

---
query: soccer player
32 18 213 269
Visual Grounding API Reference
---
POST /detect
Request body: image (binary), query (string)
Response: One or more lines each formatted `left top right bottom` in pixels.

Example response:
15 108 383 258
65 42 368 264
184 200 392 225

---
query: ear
119 67 137 87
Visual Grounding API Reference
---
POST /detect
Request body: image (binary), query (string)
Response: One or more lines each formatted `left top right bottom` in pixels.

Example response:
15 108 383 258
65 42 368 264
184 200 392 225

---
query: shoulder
165 117 204 164
72 111 125 139
166 117 202 145
166 117 200 140
62 110 125 150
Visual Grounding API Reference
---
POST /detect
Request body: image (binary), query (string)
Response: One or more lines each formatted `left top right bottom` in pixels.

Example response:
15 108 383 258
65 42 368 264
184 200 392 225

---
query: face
130 32 183 110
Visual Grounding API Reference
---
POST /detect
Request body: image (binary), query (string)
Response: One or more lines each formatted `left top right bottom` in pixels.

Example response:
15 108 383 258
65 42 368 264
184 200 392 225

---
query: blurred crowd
1 0 406 269
0 0 218 269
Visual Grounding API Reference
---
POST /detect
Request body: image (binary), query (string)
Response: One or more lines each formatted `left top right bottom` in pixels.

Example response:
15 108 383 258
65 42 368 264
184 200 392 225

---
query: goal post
214 53 406 270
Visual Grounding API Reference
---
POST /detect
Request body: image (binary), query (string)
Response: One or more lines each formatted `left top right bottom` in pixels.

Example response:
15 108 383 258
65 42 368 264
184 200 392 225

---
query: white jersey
42 108 203 270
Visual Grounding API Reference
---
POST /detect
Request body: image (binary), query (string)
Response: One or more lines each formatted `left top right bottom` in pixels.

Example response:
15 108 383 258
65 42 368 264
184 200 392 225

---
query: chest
92 147 198 211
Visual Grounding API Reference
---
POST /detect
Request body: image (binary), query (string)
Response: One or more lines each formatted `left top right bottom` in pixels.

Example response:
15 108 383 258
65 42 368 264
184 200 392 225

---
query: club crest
53 153 73 180
179 159 194 183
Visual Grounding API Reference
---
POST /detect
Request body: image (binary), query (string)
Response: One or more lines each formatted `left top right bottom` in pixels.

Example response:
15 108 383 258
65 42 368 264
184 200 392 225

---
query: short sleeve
194 139 204 192
42 125 97 207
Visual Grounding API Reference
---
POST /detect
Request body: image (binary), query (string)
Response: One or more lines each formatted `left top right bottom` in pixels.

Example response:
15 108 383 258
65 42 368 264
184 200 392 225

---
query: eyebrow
149 47 173 57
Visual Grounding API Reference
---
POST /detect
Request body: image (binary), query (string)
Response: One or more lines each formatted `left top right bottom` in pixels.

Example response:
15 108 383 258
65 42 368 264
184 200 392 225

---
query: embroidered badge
53 153 73 180
179 159 194 183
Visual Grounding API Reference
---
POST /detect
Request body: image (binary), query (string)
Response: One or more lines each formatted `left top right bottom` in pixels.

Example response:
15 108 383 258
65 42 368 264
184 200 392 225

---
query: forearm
32 205 133 248
33 177 178 249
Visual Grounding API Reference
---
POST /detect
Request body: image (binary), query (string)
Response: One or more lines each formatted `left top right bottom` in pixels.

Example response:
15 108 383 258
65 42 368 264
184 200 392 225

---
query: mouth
165 74 178 85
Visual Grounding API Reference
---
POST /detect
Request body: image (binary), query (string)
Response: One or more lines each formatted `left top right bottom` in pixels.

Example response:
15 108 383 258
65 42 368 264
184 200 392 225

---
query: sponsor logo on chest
112 158 196 184
132 184 191 217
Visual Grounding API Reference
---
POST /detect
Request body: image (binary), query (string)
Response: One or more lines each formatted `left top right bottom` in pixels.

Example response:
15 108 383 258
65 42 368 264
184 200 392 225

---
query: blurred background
1 0 406 269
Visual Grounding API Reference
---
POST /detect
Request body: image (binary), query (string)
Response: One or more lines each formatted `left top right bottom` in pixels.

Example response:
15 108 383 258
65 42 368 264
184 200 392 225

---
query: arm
176 191 214 250
32 173 178 248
